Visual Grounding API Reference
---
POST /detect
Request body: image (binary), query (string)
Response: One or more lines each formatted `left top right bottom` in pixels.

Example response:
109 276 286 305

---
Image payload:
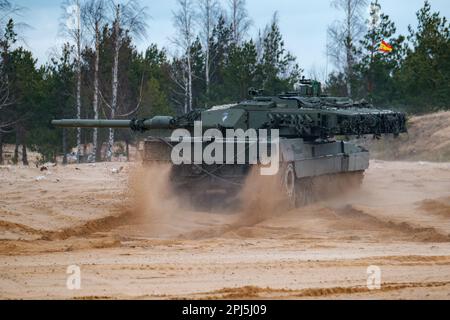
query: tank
52 79 407 208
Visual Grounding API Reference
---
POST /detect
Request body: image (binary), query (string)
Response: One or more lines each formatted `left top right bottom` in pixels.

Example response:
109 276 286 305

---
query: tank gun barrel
51 116 175 131
52 119 131 128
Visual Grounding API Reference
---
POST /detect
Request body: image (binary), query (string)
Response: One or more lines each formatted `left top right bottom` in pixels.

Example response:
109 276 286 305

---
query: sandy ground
357 111 450 161
1 160 450 299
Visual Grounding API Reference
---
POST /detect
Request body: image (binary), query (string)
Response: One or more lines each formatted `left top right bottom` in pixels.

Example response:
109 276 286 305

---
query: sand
1 159 450 299
356 111 450 162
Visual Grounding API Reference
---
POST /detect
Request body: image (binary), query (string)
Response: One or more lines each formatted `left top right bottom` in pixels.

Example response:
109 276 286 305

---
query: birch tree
327 0 368 97
196 0 220 99
106 0 148 161
227 0 251 45
169 57 189 113
172 0 195 113
61 0 83 163
82 0 106 162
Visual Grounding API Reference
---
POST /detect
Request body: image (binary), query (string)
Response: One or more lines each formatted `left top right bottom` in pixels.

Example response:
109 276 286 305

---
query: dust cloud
126 162 297 239
124 158 450 245
129 164 178 222
125 163 365 240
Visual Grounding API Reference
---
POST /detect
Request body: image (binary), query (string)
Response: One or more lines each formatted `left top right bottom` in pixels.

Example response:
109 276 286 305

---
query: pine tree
139 78 172 117
0 18 17 164
258 13 301 95
356 0 405 104
8 47 41 165
395 1 449 112
208 15 232 103
190 37 205 108
223 40 257 101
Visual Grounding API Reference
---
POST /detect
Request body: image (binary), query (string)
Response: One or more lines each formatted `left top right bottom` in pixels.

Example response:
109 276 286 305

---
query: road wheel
282 163 297 209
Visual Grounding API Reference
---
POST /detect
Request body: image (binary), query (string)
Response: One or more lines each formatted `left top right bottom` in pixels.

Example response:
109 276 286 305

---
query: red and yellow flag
379 40 393 53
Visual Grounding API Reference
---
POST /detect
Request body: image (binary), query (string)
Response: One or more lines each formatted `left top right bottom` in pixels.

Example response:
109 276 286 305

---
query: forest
0 0 449 164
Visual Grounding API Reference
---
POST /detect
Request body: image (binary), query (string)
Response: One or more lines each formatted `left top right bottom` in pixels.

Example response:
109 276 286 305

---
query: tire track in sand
189 281 450 299
336 205 450 243
0 205 134 242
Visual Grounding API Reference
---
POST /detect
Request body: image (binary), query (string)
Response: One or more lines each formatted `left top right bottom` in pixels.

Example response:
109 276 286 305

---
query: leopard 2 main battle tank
52 79 406 208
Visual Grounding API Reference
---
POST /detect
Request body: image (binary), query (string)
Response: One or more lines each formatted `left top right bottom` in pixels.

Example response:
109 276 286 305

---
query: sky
11 0 450 81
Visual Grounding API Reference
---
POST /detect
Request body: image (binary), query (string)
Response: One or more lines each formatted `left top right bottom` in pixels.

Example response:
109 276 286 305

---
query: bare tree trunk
198 0 217 98
75 0 82 163
13 144 18 164
187 54 193 112
92 21 100 162
21 143 28 166
199 0 222 100
183 70 188 114
13 126 18 164
367 45 374 98
0 132 3 165
205 44 210 97
62 128 68 165
231 0 238 43
173 0 195 113
346 56 352 97
60 1 84 161
82 0 111 162
205 2 211 97
345 0 352 97
96 138 102 161
19 127 28 165
108 7 121 162
76 57 82 163
228 0 251 44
